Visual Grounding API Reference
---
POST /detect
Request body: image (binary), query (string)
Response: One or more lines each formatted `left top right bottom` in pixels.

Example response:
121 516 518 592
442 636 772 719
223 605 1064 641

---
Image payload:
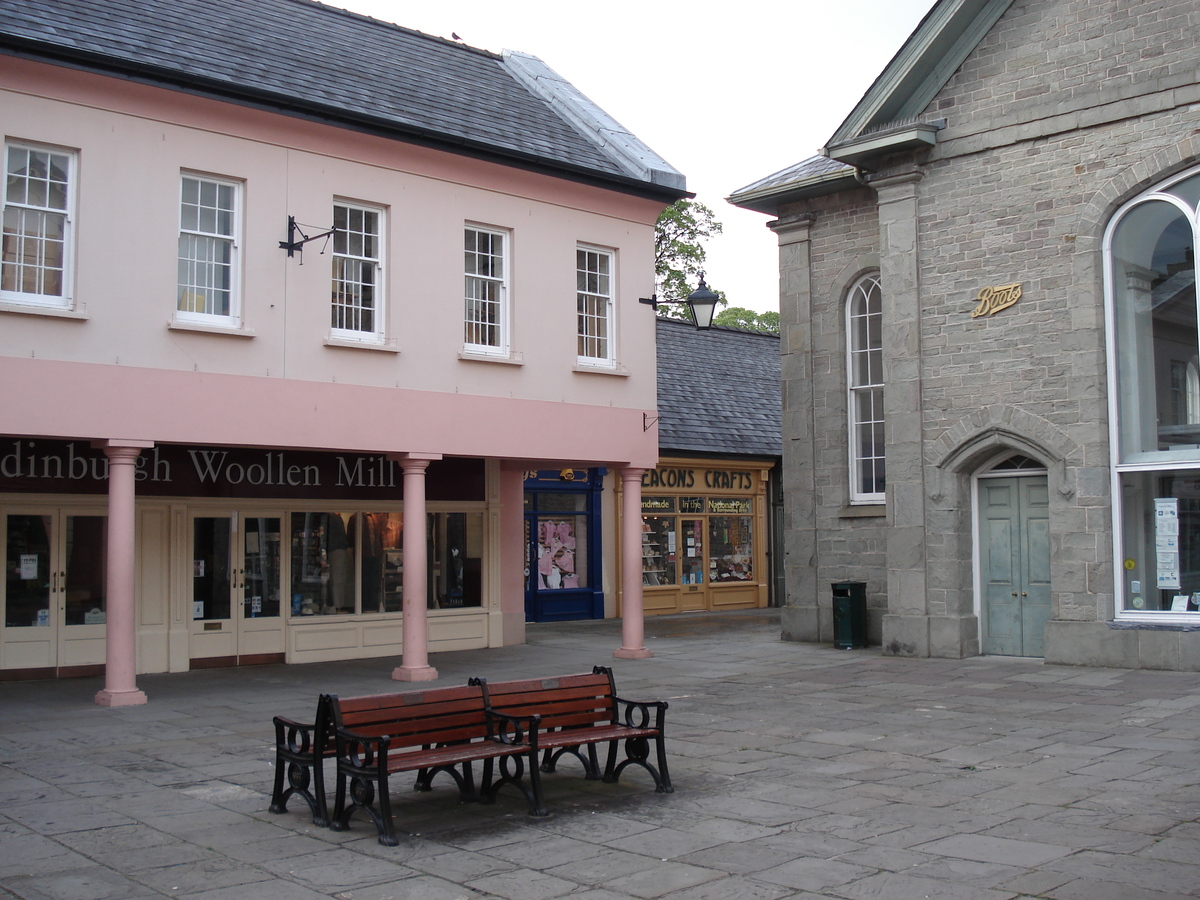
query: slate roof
656 318 781 459
0 0 685 199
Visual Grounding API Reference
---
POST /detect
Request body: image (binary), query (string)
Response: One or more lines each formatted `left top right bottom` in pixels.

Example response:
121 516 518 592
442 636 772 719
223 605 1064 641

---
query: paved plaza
1 609 1199 900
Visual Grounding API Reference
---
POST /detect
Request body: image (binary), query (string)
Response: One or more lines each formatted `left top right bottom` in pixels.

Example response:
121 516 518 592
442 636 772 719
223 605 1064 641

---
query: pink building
0 0 685 701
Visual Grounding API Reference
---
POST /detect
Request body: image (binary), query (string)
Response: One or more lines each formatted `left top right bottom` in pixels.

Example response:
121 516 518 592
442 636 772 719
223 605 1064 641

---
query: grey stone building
729 0 1200 669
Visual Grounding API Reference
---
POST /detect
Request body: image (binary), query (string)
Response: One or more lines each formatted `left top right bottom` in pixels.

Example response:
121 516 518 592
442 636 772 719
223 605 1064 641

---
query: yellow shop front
619 457 771 616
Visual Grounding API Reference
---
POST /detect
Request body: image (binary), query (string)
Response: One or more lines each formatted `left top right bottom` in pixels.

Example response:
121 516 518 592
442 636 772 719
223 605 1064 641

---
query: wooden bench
471 666 673 795
325 684 545 845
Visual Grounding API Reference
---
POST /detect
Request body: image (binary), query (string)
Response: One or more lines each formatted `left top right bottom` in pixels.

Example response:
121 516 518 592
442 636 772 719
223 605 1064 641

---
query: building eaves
0 0 687 201
823 0 1014 163
727 156 859 215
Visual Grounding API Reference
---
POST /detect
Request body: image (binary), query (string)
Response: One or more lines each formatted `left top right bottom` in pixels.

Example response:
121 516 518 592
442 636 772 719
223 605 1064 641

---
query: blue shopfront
524 469 604 622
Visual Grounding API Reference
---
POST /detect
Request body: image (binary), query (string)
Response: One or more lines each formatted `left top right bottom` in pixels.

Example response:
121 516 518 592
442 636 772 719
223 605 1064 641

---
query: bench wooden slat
326 685 545 846
472 666 673 798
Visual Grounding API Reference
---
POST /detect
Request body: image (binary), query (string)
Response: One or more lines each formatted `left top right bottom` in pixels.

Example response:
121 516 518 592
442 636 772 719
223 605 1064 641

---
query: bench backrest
324 684 490 751
473 668 616 732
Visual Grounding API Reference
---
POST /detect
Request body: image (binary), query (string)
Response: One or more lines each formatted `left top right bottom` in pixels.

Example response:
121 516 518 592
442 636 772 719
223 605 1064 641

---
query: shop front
523 468 605 623
622 458 771 615
1 438 492 678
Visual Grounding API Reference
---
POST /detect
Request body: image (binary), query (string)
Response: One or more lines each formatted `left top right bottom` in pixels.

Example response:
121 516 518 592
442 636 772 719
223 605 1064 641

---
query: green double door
980 475 1051 657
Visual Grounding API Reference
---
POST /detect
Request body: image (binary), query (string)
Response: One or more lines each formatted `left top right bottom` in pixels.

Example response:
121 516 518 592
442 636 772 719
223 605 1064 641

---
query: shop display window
291 510 482 615
534 516 587 590
642 515 676 586
709 514 754 582
291 512 355 615
431 512 483 609
359 512 403 613
1119 469 1200 614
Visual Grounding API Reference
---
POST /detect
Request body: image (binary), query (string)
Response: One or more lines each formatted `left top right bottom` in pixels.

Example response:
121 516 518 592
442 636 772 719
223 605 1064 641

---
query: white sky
337 0 935 313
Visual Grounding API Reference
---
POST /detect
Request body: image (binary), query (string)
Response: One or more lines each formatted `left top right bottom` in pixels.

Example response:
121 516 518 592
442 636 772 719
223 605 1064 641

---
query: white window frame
176 173 241 327
1 141 76 309
1105 164 1200 621
463 225 509 355
576 245 615 366
846 273 885 504
330 201 385 342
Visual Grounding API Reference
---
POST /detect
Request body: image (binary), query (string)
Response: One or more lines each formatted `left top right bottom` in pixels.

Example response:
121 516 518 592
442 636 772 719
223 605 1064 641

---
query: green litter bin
831 582 867 649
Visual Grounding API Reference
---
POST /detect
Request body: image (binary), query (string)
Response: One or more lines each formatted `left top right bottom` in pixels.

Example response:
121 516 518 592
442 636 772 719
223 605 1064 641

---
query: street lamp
640 274 720 330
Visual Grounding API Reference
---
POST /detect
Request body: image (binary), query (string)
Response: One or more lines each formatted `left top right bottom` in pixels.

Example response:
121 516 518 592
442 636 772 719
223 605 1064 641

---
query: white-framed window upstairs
577 246 614 365
2 142 75 308
331 202 383 340
847 273 885 504
177 174 240 324
464 226 508 353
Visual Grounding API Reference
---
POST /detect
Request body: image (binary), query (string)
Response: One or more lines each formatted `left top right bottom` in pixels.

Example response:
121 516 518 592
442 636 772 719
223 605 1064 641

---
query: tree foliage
712 307 781 335
654 199 724 312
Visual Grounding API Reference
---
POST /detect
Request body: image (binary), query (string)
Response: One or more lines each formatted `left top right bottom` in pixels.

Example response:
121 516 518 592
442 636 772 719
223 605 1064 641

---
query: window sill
840 504 886 518
324 336 400 353
1109 617 1200 631
169 319 255 338
0 299 86 320
459 349 524 366
574 362 630 377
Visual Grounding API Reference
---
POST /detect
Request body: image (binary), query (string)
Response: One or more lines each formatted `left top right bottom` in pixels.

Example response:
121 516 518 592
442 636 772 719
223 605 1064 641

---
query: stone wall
772 0 1200 668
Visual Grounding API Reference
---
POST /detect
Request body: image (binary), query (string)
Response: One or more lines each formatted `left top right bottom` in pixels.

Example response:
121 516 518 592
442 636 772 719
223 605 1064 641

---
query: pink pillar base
391 665 439 682
94 688 148 707
613 647 653 660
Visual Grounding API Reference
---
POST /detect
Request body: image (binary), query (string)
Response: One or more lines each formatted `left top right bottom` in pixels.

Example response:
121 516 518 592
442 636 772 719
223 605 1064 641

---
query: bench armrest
484 708 541 746
273 715 319 755
613 696 669 730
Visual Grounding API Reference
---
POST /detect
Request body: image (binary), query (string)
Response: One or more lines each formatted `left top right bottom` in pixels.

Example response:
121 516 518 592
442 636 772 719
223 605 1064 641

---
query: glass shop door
2 508 108 674
190 512 284 665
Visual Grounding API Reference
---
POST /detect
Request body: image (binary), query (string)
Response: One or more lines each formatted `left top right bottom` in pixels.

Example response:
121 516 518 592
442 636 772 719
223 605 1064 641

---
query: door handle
1021 592 1028 597
1011 592 1018 597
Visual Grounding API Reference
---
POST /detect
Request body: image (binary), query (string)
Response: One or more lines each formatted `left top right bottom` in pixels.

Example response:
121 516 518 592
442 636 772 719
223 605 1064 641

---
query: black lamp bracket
279 216 339 260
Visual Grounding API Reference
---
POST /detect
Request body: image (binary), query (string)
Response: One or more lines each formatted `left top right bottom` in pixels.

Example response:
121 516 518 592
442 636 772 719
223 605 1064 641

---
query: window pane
64 515 107 626
332 204 381 335
5 514 51 627
535 516 587 590
1120 470 1200 613
3 145 72 301
431 512 482 608
360 512 402 614
709 515 753 582
290 512 356 615
681 519 705 584
178 176 236 318
243 517 281 619
642 516 676 586
848 274 885 499
192 517 231 621
577 248 612 361
1111 200 1197 458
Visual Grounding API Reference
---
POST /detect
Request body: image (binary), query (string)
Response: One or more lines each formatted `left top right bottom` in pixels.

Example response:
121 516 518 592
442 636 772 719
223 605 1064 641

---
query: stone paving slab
0 610 1199 899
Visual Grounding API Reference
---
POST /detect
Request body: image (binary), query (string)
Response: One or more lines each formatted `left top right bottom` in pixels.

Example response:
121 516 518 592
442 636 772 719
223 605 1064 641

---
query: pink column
615 467 652 659
95 441 152 707
392 454 440 681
